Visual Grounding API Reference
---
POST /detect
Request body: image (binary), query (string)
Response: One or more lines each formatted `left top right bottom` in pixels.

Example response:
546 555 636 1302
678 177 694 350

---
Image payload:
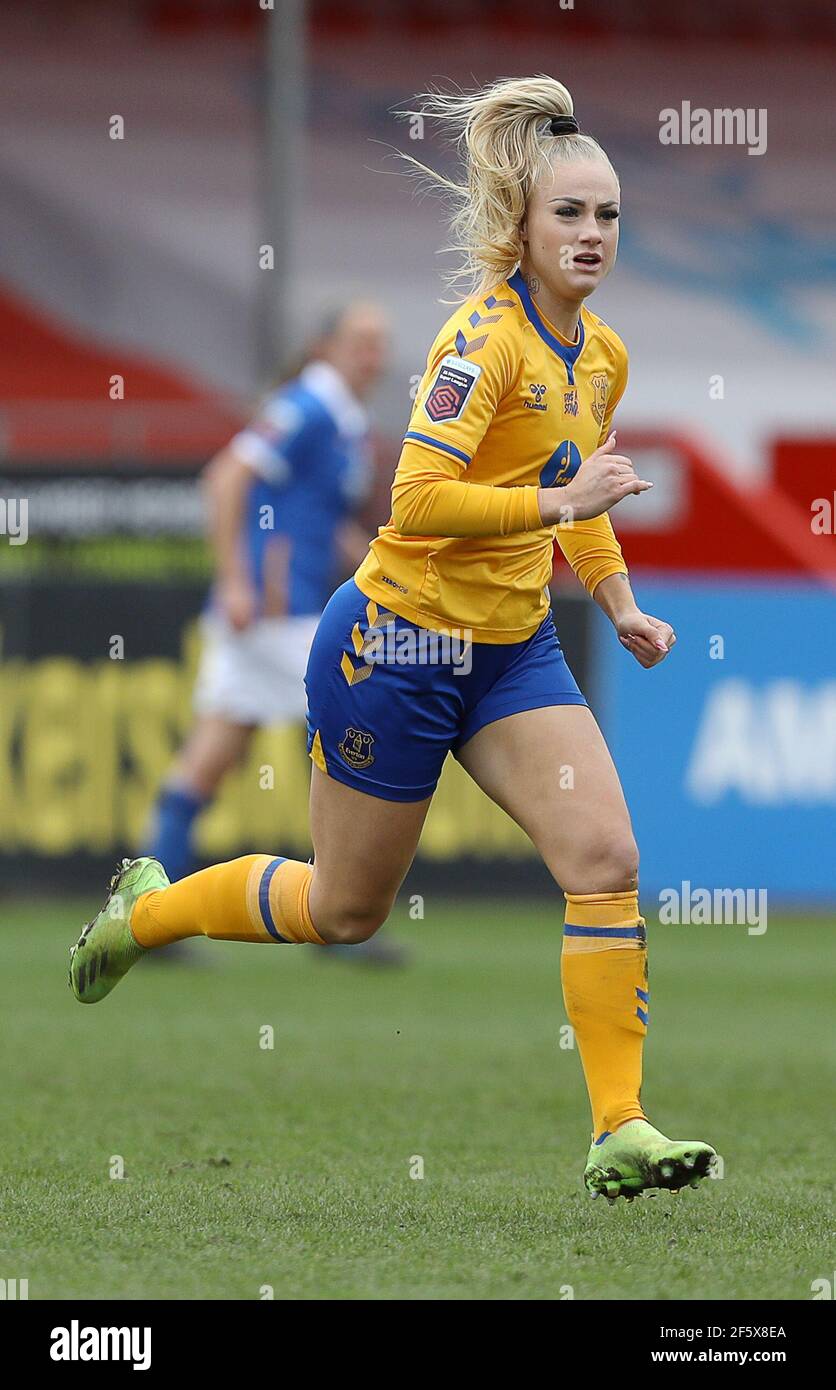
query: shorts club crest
338 727 376 769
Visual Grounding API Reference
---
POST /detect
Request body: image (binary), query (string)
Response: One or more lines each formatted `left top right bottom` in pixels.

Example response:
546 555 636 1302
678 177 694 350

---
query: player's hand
539 432 652 525
220 576 257 631
616 609 676 668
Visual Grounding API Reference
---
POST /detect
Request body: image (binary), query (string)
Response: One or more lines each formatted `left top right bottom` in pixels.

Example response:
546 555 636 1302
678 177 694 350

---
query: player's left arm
594 570 675 668
556 343 674 668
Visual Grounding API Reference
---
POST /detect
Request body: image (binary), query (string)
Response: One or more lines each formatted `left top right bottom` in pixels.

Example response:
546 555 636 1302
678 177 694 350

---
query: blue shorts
304 579 587 802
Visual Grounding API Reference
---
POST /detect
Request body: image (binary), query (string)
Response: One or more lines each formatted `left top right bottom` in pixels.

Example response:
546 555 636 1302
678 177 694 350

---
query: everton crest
590 373 609 427
338 727 375 770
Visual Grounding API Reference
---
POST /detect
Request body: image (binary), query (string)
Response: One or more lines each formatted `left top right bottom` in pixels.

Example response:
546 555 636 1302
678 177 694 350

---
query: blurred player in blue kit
144 302 398 961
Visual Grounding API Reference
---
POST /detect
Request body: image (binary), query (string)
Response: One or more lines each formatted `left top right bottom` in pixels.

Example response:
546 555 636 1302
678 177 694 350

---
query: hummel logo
524 383 548 412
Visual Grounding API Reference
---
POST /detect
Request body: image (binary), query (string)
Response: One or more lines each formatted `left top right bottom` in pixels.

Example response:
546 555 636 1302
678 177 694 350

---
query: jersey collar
300 360 368 438
507 270 586 384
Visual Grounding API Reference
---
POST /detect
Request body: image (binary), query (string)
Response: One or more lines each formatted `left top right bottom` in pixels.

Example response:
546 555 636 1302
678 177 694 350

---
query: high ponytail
399 75 617 298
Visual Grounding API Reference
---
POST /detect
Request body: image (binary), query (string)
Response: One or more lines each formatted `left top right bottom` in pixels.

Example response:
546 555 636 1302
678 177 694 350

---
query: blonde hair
401 75 617 298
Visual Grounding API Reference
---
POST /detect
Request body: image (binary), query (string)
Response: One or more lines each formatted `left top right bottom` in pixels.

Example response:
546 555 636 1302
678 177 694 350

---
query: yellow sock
131 855 325 947
561 889 649 1142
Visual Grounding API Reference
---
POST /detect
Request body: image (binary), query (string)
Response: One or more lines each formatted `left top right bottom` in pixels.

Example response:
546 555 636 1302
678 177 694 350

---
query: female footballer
70 76 716 1201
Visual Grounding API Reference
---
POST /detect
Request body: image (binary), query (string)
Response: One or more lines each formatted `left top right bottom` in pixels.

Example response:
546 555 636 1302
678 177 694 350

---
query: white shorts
193 611 320 726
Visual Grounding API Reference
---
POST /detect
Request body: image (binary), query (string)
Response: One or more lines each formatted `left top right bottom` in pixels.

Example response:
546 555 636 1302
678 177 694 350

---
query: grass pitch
1 895 833 1301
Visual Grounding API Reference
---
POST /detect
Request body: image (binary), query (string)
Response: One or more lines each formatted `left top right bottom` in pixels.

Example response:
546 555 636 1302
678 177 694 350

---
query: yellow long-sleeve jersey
354 269 629 643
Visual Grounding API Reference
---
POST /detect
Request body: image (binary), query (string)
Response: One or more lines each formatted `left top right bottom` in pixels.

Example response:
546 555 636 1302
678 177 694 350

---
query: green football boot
584 1119 717 1202
68 857 170 1004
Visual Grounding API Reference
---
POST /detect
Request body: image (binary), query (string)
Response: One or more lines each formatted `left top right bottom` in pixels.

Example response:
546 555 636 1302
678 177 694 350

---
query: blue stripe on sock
258 857 290 942
636 1006 649 1026
594 1130 612 1146
564 924 644 938
635 986 649 1003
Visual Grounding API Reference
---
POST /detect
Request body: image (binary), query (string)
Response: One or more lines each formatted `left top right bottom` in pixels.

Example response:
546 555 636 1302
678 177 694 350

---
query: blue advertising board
594 577 836 902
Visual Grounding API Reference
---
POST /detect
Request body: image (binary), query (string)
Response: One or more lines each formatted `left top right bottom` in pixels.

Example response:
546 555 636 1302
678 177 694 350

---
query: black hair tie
549 115 580 136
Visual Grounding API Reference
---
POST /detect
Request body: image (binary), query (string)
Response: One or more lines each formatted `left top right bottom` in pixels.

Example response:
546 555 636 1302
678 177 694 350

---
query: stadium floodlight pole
258 0 307 388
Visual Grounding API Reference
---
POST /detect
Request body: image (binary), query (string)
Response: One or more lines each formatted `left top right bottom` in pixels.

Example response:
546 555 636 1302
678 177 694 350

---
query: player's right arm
202 443 257 630
203 394 314 629
538 432 652 527
392 323 542 538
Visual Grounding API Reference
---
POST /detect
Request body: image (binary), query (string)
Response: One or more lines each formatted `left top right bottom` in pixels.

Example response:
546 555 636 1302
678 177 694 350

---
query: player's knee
325 909 386 945
609 835 640 892
316 891 391 945
565 830 639 894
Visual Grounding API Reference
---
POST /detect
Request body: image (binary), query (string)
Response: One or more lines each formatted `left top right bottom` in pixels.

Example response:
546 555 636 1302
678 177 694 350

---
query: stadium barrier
3 448 833 902
598 577 836 903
